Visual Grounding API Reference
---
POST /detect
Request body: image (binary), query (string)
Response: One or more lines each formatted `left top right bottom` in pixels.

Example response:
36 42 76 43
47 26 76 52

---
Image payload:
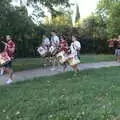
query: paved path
0 61 120 85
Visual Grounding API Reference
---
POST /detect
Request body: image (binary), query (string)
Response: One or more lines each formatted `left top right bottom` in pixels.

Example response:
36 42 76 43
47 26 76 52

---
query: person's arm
74 41 81 50
55 36 59 46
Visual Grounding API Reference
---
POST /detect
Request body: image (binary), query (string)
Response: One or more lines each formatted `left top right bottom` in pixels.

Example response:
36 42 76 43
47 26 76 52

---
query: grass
12 54 115 71
12 58 44 71
0 67 120 120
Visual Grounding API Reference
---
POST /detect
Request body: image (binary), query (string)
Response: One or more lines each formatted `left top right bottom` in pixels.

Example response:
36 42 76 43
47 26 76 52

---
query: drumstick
1 41 11 48
1 41 7 46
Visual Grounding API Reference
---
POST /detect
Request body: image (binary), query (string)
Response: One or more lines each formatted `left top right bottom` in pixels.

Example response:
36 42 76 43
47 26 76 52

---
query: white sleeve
54 36 59 45
46 38 50 44
56 36 59 43
75 41 81 49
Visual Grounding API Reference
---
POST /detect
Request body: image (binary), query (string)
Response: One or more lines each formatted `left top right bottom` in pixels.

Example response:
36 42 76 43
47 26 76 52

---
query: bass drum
56 51 67 64
67 54 80 66
37 46 47 57
0 52 11 65
49 46 58 56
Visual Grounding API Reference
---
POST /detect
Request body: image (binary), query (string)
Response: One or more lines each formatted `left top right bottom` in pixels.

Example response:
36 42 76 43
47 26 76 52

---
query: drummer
51 30 60 48
71 35 81 60
59 35 69 71
42 34 50 51
2 35 15 84
0 36 5 76
70 35 81 72
59 35 68 53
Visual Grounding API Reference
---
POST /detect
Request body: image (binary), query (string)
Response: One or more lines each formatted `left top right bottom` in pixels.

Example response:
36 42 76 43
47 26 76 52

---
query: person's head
60 35 66 42
118 35 120 39
6 35 11 41
72 35 77 42
51 30 57 36
43 35 47 39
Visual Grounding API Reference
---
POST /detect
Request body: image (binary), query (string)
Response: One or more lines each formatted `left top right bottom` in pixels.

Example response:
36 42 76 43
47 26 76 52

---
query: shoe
50 67 56 71
6 79 13 84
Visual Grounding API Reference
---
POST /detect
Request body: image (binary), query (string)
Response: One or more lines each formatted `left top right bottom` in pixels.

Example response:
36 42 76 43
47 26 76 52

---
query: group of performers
0 35 15 84
0 31 81 84
107 35 120 62
37 31 81 72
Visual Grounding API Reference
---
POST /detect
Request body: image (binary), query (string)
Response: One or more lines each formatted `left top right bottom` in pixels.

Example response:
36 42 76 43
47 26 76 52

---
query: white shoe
50 67 56 71
0 69 4 76
6 79 13 84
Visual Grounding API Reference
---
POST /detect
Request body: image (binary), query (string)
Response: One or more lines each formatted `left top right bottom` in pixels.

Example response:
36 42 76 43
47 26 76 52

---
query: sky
72 0 99 19
11 0 99 23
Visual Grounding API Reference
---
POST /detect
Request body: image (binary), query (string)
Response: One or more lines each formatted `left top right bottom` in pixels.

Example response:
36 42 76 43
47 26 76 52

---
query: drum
56 51 67 64
67 54 80 66
49 46 57 55
0 52 11 65
37 46 47 56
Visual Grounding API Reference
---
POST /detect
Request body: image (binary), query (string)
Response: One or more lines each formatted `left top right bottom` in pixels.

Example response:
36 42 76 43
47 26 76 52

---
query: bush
15 25 110 58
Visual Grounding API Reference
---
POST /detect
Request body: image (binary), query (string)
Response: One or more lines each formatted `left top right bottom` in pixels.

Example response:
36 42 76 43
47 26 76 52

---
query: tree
97 0 120 37
75 4 80 27
50 9 73 26
81 13 108 40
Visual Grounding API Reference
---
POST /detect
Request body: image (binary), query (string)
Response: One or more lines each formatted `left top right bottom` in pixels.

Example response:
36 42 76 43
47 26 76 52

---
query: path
0 61 120 85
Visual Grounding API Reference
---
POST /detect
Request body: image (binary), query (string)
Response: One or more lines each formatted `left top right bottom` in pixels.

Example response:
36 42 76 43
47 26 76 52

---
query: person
71 35 81 60
115 36 120 62
59 35 68 53
107 39 115 54
42 35 50 50
59 36 69 71
51 31 60 48
50 31 60 71
69 35 81 72
2 35 15 84
0 36 5 76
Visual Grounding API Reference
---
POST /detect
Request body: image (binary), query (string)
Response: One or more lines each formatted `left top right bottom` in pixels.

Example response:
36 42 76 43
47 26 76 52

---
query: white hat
6 35 11 40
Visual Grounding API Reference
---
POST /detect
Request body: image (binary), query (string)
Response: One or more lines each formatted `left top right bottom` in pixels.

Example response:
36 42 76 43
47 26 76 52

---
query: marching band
37 32 81 72
0 35 15 84
0 32 81 84
1 32 120 85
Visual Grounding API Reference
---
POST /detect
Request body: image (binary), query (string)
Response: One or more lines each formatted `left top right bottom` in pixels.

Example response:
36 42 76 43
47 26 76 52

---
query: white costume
43 37 50 46
70 40 81 55
51 36 59 47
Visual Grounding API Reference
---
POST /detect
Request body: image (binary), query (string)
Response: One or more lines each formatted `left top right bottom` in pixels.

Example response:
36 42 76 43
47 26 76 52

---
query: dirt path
0 61 120 85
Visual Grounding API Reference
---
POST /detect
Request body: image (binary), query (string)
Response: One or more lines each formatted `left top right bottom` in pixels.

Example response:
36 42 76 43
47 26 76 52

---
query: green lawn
13 58 45 71
12 54 115 71
0 67 120 120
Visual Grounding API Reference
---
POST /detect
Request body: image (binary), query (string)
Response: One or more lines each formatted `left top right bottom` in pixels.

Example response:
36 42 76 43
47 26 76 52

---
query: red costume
5 40 15 58
107 39 114 48
59 40 68 53
116 39 120 48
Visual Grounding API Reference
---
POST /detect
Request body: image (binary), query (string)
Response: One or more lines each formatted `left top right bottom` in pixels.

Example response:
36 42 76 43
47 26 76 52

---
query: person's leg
77 50 80 60
118 49 120 62
72 64 79 73
5 67 14 80
115 49 118 61
0 67 4 76
5 61 14 84
63 62 67 72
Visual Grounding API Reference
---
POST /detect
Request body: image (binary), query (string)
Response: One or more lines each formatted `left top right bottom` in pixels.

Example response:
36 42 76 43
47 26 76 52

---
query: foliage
75 4 80 27
97 0 120 37
27 0 70 18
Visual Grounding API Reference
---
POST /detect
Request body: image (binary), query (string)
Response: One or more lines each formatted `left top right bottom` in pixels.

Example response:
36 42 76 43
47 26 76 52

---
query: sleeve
9 41 15 48
47 38 50 44
56 36 59 43
75 41 81 49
